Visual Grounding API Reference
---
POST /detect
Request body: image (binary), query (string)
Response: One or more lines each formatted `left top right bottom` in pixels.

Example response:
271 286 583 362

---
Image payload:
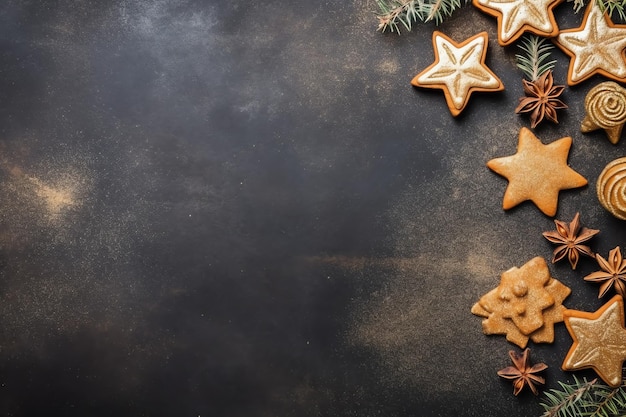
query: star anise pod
497 348 547 396
515 70 567 129
584 246 626 298
542 212 599 270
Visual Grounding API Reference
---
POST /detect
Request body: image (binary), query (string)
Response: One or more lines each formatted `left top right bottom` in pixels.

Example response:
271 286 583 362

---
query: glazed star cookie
554 2 626 85
487 127 587 217
471 257 571 348
562 295 626 387
411 31 504 117
473 0 562 46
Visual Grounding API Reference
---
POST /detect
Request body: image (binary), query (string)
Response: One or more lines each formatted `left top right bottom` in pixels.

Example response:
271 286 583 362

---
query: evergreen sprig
598 0 626 21
568 0 626 18
568 0 587 12
540 376 626 417
515 35 556 81
376 0 626 32
375 0 469 33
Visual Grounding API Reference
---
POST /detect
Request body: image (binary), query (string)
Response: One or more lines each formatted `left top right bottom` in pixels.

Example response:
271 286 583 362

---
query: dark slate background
0 1 625 416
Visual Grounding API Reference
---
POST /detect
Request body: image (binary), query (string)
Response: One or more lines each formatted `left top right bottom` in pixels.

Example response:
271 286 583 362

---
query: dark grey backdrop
0 1 625 416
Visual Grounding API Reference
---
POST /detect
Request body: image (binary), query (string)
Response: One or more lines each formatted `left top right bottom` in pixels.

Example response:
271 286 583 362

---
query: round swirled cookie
581 82 626 144
597 157 626 220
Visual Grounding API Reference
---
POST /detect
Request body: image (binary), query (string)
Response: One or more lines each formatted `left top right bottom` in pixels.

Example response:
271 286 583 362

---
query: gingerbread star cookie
562 295 626 387
411 31 504 117
472 257 571 348
487 127 587 217
554 2 626 85
473 0 562 46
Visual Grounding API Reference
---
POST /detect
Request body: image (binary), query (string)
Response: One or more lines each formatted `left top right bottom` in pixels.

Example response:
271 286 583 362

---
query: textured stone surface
0 1 624 416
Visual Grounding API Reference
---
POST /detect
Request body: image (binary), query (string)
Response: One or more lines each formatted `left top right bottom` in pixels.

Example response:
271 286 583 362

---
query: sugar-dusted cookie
562 295 626 387
487 127 587 217
477 286 569 347
472 257 571 348
411 31 504 117
581 82 626 144
527 278 570 343
480 257 554 335
473 288 537 347
554 2 626 86
597 157 626 220
473 0 562 46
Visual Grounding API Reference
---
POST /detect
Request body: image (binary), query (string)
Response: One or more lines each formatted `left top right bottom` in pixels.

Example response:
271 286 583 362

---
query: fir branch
424 0 464 25
568 0 626 19
375 0 468 33
598 0 626 22
515 35 556 81
539 376 626 417
540 376 597 417
589 385 626 417
376 0 415 33
567 0 587 13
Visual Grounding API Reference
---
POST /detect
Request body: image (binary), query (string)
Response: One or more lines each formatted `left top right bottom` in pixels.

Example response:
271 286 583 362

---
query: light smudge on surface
0 134 159 355
29 176 77 216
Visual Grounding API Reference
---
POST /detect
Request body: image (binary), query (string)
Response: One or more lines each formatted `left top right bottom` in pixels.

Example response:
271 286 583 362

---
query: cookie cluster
401 0 626 396
413 1 626 118
472 211 626 390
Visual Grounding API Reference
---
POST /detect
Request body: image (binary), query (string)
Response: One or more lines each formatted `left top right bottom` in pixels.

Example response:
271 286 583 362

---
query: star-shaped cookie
554 2 626 85
562 295 626 387
411 31 504 117
473 0 562 46
487 127 587 217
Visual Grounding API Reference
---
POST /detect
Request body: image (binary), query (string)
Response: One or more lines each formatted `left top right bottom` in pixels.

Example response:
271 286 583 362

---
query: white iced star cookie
555 2 626 85
473 0 562 46
411 31 504 117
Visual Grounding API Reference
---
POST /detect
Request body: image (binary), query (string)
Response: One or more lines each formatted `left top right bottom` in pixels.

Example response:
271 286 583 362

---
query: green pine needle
375 0 469 33
376 0 626 32
598 0 626 21
539 376 626 417
515 35 556 81
568 0 626 18
568 0 587 12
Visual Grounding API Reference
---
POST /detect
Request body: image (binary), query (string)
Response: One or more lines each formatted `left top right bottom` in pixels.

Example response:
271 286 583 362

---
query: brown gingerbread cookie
487 127 587 217
472 257 571 348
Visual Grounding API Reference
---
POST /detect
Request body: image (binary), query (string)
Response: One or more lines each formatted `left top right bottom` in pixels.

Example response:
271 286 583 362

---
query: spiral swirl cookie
597 157 626 220
581 82 626 144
